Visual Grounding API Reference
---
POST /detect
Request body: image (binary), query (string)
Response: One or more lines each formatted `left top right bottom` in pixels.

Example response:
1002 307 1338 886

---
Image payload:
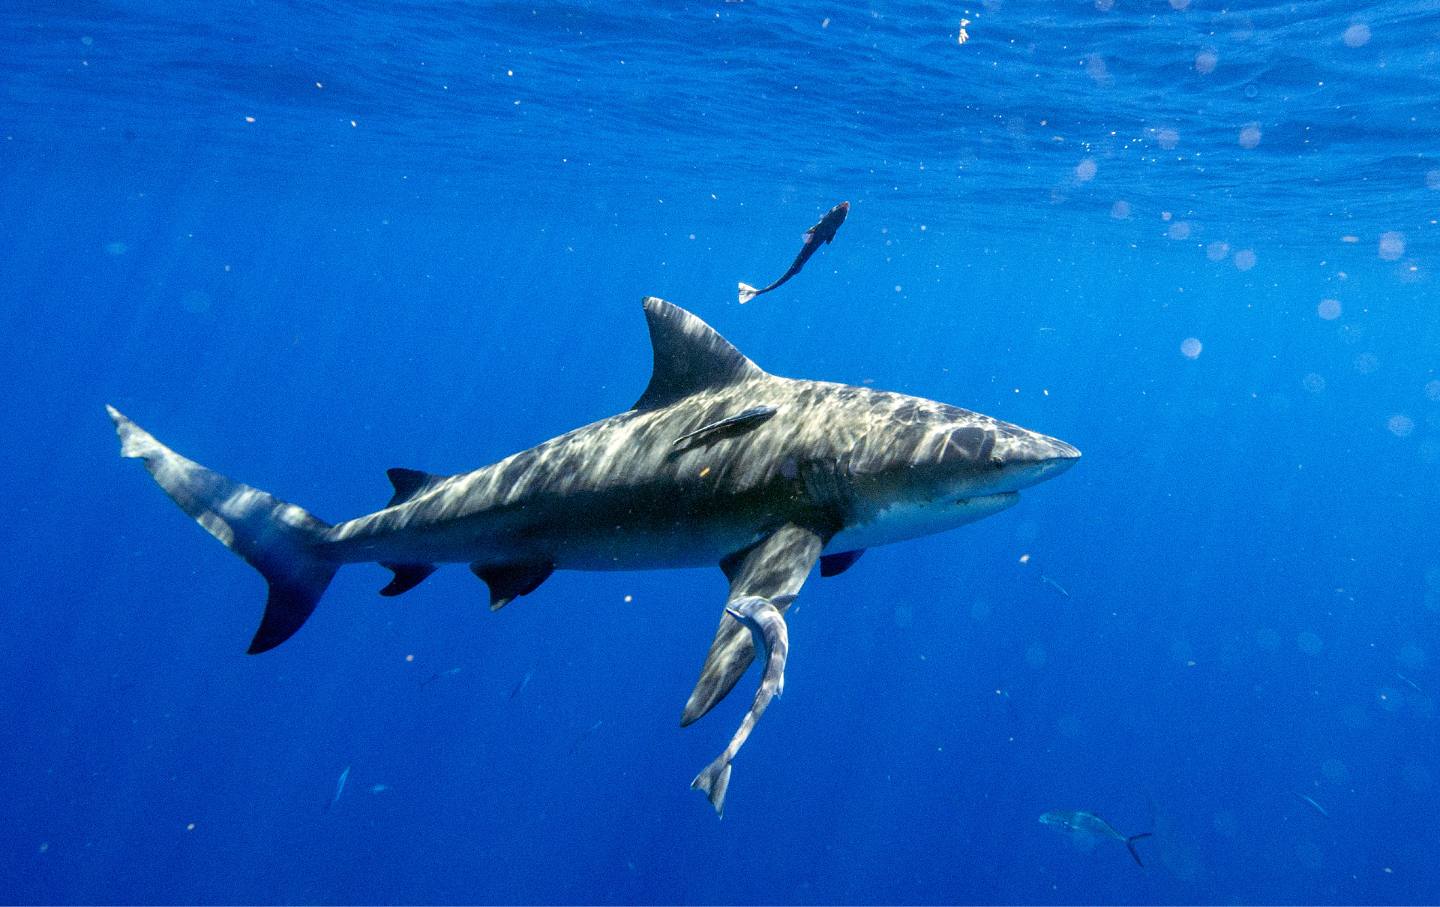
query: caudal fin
107 405 338 653
737 282 760 305
691 756 733 818
1125 832 1153 867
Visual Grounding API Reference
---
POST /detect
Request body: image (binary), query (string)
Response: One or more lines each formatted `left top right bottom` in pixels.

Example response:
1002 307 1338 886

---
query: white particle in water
1180 337 1203 359
1388 414 1415 438
1317 298 1341 320
1378 231 1405 260
1238 123 1262 149
1234 249 1257 271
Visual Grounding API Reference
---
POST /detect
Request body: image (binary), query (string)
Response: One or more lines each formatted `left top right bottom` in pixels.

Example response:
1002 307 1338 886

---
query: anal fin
471 561 554 611
379 562 438 597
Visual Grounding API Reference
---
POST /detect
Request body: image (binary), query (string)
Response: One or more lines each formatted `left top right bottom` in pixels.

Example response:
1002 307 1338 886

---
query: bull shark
107 296 1079 815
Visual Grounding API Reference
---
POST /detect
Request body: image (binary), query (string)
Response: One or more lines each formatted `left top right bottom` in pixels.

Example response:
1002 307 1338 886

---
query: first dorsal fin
633 297 766 411
386 467 443 508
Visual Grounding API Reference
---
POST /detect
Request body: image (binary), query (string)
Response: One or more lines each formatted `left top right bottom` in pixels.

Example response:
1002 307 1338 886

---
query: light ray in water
1295 791 1329 818
419 666 462 689
1041 574 1071 598
324 765 351 813
509 669 534 700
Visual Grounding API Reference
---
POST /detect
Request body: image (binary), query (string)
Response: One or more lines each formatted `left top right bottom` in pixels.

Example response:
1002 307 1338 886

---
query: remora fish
108 296 1079 814
1039 810 1153 866
738 201 849 304
692 594 791 816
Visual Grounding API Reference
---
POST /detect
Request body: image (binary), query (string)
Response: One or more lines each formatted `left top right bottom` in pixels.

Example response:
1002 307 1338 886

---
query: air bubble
1342 23 1371 47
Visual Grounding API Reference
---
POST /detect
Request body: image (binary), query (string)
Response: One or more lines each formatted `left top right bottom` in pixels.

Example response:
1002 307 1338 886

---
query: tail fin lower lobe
108 405 338 653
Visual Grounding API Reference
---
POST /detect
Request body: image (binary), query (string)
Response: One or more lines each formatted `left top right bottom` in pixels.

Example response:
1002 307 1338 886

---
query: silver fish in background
1040 810 1153 866
109 296 1078 814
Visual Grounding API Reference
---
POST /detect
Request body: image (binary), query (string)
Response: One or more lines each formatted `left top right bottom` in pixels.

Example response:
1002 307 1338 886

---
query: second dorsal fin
633 297 766 411
386 467 444 508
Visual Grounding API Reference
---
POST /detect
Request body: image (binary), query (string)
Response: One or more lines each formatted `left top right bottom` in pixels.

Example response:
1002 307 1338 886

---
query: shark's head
815 389 1080 551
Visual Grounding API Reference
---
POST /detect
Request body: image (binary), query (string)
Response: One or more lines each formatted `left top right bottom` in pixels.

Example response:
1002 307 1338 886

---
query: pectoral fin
680 524 822 726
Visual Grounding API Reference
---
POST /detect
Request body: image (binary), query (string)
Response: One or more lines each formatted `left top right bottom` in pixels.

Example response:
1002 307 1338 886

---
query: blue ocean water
3 0 1439 902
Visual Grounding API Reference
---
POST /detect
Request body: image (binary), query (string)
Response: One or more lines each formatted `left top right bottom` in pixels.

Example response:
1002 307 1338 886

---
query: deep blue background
3 1 1439 903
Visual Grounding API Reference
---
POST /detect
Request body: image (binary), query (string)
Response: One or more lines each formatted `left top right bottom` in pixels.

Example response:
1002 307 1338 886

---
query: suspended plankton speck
1110 199 1131 219
1424 380 1440 401
244 115 256 124
1238 123 1262 149
1195 49 1218 74
405 653 414 662
1206 241 1230 261
1156 127 1180 150
1167 221 1191 240
1302 373 1326 394
1341 235 1359 243
1234 249 1257 271
623 594 633 603
1426 170 1440 191
1075 158 1097 182
1342 23 1371 47
1388 414 1415 438
1378 231 1405 260
1094 0 1114 10
1297 631 1324 656
1317 298 1341 320
1169 0 1190 10
1180 337 1203 359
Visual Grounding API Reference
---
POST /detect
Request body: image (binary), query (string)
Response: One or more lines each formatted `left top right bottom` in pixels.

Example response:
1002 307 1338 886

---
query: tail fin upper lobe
107 405 337 653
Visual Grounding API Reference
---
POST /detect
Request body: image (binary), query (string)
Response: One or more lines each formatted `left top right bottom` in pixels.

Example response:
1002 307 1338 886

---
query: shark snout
992 431 1080 490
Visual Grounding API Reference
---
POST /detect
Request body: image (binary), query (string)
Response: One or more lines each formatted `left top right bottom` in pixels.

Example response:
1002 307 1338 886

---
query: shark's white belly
825 492 1018 553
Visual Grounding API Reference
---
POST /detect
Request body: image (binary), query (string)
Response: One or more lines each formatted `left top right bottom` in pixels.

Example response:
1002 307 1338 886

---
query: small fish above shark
108 296 1079 815
738 201 849 304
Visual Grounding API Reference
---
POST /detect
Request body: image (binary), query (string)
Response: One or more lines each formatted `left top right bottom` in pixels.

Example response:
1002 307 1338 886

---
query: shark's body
110 296 1078 814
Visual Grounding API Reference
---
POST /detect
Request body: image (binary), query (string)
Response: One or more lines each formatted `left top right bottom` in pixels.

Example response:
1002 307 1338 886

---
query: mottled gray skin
109 295 1079 815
